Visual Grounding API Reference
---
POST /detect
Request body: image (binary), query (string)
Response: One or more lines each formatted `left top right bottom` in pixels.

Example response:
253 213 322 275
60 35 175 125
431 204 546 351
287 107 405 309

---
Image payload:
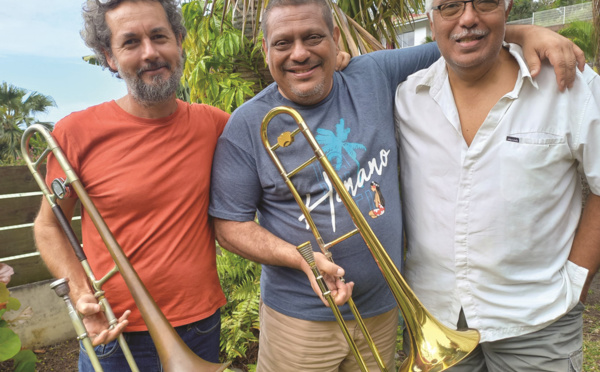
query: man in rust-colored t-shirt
33 0 228 370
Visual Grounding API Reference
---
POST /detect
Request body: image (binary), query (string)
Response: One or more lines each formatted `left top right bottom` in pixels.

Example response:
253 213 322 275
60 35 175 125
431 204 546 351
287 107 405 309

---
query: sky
0 1 128 124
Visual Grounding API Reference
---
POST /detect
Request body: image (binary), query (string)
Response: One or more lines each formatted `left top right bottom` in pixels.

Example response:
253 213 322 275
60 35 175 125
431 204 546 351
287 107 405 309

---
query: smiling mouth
457 35 485 43
286 63 320 75
138 63 169 76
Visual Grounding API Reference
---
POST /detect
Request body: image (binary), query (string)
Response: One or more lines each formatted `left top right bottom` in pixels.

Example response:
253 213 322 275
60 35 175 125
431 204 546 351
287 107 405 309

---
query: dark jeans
78 308 221 372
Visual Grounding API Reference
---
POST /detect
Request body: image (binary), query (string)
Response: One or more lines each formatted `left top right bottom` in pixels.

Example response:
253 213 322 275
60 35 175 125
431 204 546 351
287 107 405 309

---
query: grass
584 302 600 371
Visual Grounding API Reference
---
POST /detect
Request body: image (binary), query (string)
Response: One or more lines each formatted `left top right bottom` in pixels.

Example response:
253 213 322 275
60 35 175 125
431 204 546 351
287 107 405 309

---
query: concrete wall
5 279 76 349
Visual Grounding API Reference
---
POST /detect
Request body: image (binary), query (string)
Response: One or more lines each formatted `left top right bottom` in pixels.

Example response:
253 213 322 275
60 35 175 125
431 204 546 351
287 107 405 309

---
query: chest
77 122 217 214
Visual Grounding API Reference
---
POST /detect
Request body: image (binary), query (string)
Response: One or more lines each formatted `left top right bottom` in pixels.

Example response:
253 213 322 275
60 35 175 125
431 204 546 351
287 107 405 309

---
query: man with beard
33 1 229 370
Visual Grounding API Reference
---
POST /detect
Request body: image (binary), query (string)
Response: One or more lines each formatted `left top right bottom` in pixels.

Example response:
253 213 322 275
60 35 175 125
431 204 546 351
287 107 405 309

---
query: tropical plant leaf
0 327 21 362
12 349 38 372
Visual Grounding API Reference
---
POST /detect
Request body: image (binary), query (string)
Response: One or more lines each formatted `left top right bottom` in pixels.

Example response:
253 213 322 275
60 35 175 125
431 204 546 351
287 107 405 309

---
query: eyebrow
119 26 171 39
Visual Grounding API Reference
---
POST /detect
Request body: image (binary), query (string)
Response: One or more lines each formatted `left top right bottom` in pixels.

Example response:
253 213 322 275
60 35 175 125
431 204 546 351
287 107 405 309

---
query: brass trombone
21 124 230 372
260 107 480 372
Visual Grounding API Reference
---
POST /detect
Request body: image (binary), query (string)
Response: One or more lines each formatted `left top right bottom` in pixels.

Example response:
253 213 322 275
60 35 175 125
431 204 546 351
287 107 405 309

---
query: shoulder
398 57 444 92
536 61 597 95
53 101 114 132
184 100 229 119
582 65 600 89
227 84 279 127
183 100 230 134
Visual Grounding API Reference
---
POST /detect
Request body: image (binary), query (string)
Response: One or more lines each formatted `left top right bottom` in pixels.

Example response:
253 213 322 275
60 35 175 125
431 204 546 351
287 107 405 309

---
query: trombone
21 124 230 372
260 107 480 372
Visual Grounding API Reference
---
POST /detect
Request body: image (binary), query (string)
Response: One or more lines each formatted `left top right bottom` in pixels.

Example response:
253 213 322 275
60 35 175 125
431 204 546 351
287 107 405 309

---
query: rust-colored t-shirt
46 100 228 330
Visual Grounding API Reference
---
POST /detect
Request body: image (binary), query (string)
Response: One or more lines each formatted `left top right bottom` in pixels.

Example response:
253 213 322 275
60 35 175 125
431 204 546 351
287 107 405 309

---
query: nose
140 38 160 61
458 2 478 26
289 40 310 62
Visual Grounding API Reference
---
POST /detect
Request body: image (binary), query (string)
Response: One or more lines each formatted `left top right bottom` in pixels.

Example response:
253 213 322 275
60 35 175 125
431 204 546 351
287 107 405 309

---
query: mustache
137 61 170 76
450 29 488 41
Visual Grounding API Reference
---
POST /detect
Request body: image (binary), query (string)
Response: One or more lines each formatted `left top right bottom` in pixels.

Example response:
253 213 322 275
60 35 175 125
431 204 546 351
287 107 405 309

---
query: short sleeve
209 134 262 222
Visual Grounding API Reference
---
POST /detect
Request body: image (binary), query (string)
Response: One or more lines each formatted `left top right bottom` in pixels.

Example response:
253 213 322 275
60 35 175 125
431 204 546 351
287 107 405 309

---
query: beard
116 53 184 106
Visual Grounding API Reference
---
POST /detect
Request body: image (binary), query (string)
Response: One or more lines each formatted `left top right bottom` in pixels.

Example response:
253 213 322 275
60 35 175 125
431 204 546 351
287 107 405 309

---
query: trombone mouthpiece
297 242 315 266
50 278 71 298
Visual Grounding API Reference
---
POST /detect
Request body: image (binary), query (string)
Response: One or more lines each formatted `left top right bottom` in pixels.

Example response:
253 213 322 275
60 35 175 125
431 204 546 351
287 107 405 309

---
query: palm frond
216 0 424 56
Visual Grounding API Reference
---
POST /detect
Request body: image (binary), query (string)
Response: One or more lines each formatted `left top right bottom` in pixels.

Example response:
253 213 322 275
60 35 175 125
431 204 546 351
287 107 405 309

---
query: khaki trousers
257 301 398 372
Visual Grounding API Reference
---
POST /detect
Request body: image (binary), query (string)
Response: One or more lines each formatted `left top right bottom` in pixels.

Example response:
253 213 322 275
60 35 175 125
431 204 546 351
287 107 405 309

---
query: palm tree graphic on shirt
315 118 366 173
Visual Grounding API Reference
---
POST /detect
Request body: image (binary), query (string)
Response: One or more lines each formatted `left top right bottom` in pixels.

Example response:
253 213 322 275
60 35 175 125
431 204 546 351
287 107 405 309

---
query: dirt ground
1 275 599 372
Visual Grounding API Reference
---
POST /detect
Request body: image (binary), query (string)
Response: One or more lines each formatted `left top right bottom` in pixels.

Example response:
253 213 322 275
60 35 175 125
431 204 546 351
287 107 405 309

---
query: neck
115 94 179 119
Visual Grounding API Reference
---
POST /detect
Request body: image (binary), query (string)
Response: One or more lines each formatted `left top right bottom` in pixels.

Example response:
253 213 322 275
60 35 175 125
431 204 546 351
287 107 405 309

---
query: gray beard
117 54 184 106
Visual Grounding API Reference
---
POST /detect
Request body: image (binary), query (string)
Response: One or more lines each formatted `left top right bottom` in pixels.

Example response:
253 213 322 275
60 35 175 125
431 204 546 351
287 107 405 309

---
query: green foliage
559 21 598 68
0 82 55 165
217 246 261 368
0 284 37 371
212 0 425 54
334 0 425 49
182 0 266 113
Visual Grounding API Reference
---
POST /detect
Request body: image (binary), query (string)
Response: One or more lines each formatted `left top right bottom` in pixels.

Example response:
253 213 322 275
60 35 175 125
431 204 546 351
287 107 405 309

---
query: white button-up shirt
395 43 600 342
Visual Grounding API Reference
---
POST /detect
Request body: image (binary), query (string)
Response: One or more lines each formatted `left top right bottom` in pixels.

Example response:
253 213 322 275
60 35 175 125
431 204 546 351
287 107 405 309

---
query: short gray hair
81 0 187 74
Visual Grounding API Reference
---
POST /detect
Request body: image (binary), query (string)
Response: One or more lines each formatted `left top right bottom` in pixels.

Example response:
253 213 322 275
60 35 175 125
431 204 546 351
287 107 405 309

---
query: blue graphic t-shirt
209 44 439 321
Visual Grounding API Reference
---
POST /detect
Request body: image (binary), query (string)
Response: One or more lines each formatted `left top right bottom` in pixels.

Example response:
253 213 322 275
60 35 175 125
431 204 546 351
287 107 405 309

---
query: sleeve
209 116 263 222
208 105 230 137
45 117 81 201
367 42 440 93
578 67 600 196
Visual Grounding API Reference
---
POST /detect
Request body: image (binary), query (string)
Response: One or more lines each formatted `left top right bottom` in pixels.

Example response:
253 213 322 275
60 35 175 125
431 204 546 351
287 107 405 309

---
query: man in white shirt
394 0 600 370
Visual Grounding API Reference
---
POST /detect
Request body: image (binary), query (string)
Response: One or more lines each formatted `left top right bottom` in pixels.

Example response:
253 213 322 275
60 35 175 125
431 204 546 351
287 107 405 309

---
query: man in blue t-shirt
209 0 584 370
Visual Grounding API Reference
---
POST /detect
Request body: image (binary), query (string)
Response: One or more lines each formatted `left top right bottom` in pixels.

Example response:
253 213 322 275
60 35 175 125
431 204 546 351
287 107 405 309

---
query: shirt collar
414 42 539 96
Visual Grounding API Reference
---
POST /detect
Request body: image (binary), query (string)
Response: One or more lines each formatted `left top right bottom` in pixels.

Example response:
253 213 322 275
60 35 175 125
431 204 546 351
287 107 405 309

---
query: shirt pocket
500 132 571 203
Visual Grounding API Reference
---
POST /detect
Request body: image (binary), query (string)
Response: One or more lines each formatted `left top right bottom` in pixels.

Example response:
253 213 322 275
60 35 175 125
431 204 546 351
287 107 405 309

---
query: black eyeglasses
432 0 500 20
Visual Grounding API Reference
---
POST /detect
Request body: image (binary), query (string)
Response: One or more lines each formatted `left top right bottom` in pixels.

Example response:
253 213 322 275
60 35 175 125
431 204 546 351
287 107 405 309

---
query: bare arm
35 197 89 299
34 197 129 345
568 193 600 303
214 218 353 306
505 24 586 91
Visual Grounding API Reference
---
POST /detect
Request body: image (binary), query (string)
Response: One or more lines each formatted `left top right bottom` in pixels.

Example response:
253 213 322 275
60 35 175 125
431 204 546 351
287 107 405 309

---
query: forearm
34 199 92 302
568 193 600 302
504 25 529 46
214 218 304 270
214 218 352 306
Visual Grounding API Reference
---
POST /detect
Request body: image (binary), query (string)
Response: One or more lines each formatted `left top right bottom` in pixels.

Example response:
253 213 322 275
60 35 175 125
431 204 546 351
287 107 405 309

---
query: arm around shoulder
504 24 585 90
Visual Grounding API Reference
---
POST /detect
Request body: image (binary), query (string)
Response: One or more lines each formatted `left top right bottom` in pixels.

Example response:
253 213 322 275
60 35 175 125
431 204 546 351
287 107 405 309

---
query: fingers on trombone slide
87 310 130 346
297 244 354 307
76 295 130 346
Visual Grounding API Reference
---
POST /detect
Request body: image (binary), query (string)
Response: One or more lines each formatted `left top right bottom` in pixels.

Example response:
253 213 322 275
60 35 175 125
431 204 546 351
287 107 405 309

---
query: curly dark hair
80 0 187 74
